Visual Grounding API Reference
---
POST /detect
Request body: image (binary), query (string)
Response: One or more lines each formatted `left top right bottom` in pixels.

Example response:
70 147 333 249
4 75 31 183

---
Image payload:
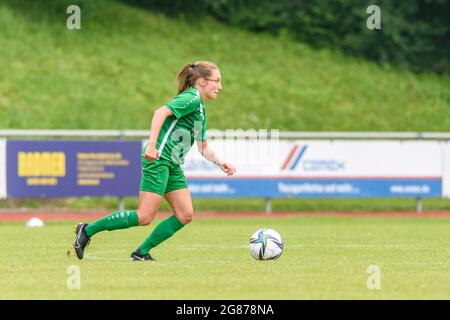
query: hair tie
190 64 196 68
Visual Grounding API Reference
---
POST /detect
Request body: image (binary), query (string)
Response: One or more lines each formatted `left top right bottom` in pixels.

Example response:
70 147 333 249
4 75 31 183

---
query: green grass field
1 216 449 299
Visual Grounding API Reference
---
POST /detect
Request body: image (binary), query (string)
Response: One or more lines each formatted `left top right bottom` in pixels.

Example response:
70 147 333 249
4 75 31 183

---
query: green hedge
128 0 449 74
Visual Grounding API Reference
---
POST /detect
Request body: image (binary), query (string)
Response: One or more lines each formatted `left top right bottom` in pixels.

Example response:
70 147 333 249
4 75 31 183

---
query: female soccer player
74 61 236 261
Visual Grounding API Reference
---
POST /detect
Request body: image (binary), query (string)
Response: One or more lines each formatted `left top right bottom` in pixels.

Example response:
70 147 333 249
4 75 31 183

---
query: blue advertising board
7 140 141 198
187 177 442 198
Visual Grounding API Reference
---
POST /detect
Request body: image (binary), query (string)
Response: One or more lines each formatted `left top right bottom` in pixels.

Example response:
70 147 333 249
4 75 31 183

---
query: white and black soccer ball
249 228 284 260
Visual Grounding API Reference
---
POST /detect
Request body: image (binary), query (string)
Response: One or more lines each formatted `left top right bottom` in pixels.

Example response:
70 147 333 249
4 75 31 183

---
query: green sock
138 215 184 255
84 210 139 237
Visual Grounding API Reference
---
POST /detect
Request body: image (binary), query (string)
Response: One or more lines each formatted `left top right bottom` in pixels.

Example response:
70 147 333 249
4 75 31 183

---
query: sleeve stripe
158 119 178 154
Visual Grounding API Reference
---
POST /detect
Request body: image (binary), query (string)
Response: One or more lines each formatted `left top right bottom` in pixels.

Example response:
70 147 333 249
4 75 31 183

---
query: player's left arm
197 141 236 176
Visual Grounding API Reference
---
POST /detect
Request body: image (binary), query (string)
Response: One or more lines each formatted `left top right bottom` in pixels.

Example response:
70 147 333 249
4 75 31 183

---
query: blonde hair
176 61 218 94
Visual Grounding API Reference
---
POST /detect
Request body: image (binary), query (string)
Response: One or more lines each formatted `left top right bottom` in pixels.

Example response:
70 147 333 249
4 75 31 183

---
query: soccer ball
249 228 284 260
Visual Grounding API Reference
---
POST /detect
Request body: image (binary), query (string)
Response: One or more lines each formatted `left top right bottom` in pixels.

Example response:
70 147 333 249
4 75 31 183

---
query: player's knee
137 209 156 226
139 217 152 226
178 210 193 225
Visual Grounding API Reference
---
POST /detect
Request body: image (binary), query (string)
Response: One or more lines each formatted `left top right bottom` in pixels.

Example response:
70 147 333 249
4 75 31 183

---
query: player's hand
220 163 236 176
144 145 160 162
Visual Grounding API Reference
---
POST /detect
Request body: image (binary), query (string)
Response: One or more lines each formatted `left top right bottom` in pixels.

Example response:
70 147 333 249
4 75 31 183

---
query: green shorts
140 158 188 196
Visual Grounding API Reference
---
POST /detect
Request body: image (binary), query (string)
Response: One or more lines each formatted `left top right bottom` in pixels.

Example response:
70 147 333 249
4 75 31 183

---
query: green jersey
144 87 207 164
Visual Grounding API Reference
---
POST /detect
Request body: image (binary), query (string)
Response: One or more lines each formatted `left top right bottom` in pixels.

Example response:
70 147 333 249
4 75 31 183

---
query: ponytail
176 61 218 94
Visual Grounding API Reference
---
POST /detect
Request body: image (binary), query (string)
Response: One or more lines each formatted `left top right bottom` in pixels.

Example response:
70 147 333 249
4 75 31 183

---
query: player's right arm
145 106 173 161
197 141 236 176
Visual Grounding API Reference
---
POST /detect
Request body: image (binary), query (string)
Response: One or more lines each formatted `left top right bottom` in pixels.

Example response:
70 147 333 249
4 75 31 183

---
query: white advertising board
183 140 442 178
181 139 443 198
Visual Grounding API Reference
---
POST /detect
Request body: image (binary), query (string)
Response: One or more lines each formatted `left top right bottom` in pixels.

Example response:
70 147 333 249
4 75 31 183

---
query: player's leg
165 187 194 225
164 164 193 225
134 188 192 258
75 160 168 260
134 165 191 259
130 191 166 260
74 192 163 260
81 190 163 238
136 191 165 225
73 206 141 260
